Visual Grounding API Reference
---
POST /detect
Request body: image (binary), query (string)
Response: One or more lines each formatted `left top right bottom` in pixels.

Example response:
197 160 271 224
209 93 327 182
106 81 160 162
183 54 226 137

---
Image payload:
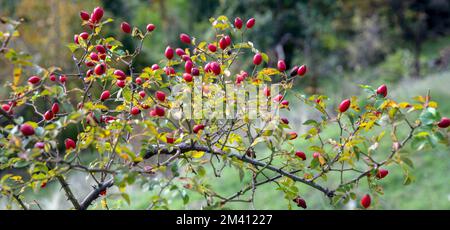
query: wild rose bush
0 7 449 210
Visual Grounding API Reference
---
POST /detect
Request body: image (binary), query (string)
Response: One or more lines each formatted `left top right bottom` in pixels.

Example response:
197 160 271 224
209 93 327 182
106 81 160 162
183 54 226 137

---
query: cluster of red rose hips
4 5 450 209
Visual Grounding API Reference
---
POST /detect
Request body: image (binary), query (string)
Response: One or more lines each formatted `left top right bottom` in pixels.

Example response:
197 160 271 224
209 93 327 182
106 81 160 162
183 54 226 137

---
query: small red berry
295 151 306 161
208 44 217 52
100 90 110 101
376 168 389 179
313 152 320 159
80 11 90 21
289 66 299 77
234 17 243 29
139 90 146 99
28 76 41 85
95 45 106 54
121 22 132 33
339 99 351 113
246 18 256 29
155 91 166 102
281 100 289 107
224 36 232 46
130 107 141 115
176 48 185 57
437 117 450 128
360 194 371 209
165 46 174 59
219 37 228 50
166 135 175 144
164 67 175 76
116 80 126 88
253 53 263 65
273 94 283 102
85 61 95 67
20 124 35 136
44 110 54 121
293 197 307 209
79 32 89 40
185 60 193 74
35 142 45 149
40 181 47 188
86 69 93 78
263 86 271 97
280 117 289 125
297 65 307 76
181 55 191 62
183 73 193 82
49 74 57 81
154 106 165 117
135 77 143 85
94 63 106 75
180 33 191 44
90 52 99 61
51 103 59 114
146 24 156 32
193 124 205 134
210 62 221 75
288 131 298 140
65 139 78 150
2 104 11 112
151 64 160 70
376 84 388 97
59 75 67 84
189 68 199 76
73 34 80 45
99 189 107 196
277 60 286 71
91 7 104 23
114 69 126 80
74 34 79 44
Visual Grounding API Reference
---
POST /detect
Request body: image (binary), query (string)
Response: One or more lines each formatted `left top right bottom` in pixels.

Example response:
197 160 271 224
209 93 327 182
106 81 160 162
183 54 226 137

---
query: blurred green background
0 0 449 209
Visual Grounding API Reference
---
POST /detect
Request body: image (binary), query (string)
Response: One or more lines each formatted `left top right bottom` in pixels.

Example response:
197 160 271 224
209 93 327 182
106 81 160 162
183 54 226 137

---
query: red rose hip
438 117 450 128
180 33 191 44
246 18 256 29
28 76 41 85
100 90 110 101
65 138 76 150
376 84 388 97
51 103 59 114
44 110 54 121
20 124 35 136
121 22 132 33
376 168 389 179
155 91 166 102
253 53 262 65
339 99 351 113
277 60 286 71
165 46 174 59
146 24 156 32
360 194 371 208
80 11 90 21
234 17 243 29
297 65 307 76
295 151 306 161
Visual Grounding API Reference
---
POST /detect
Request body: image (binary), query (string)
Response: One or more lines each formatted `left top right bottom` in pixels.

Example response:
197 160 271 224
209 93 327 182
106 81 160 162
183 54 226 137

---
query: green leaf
121 193 131 205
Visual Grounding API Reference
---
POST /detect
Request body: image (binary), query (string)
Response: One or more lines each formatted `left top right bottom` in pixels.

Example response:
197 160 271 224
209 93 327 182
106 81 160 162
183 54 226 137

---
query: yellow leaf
101 199 107 209
428 101 438 108
318 155 326 165
398 102 411 108
259 68 280 76
191 151 205 159
13 67 21 90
